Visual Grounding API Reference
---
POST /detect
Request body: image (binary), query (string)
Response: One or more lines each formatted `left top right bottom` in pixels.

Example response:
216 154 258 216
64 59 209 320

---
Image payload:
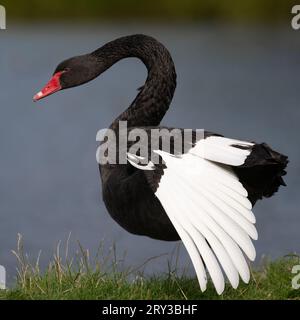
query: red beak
33 71 64 102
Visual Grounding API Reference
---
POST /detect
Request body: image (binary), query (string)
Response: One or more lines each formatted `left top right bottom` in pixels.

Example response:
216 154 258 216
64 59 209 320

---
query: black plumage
36 34 288 242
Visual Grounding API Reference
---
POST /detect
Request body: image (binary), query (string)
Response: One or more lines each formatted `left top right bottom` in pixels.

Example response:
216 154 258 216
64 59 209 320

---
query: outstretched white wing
154 137 256 295
127 136 257 294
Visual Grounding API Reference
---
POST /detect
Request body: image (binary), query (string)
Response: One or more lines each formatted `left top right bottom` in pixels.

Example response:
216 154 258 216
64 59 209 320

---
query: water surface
0 24 299 284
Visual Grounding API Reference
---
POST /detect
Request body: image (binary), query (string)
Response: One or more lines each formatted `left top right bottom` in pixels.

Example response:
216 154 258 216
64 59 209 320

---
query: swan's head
33 54 99 102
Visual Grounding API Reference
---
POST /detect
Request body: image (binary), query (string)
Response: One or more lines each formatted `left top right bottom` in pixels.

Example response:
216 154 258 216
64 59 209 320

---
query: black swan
34 34 288 294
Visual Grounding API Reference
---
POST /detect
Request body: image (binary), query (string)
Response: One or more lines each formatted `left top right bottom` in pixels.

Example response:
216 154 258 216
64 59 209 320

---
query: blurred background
0 0 299 285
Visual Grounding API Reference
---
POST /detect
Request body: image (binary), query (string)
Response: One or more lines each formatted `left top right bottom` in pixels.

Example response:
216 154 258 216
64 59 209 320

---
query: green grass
0 234 299 300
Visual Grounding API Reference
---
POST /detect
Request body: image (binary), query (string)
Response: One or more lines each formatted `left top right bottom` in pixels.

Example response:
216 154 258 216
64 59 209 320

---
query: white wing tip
249 248 256 261
216 283 225 295
240 268 251 284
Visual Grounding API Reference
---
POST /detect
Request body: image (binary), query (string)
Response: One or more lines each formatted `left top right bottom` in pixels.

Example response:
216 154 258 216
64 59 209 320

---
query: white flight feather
190 136 254 166
165 165 251 284
156 177 226 294
176 166 256 261
200 183 258 240
126 136 257 294
209 179 252 210
153 148 256 292
159 152 256 260
167 173 240 289
155 182 208 291
164 175 226 293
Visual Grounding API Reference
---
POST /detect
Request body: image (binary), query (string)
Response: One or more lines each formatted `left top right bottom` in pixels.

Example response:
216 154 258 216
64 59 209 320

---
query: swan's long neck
91 35 177 129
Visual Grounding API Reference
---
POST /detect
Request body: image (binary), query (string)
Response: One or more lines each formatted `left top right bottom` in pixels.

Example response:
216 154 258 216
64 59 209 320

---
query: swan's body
34 34 288 294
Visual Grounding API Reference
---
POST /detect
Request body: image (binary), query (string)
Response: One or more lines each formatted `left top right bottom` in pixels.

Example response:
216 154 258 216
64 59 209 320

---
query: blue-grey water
0 24 299 285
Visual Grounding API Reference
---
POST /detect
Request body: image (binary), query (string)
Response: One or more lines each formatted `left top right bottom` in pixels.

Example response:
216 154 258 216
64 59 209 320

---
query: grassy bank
0 235 299 300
